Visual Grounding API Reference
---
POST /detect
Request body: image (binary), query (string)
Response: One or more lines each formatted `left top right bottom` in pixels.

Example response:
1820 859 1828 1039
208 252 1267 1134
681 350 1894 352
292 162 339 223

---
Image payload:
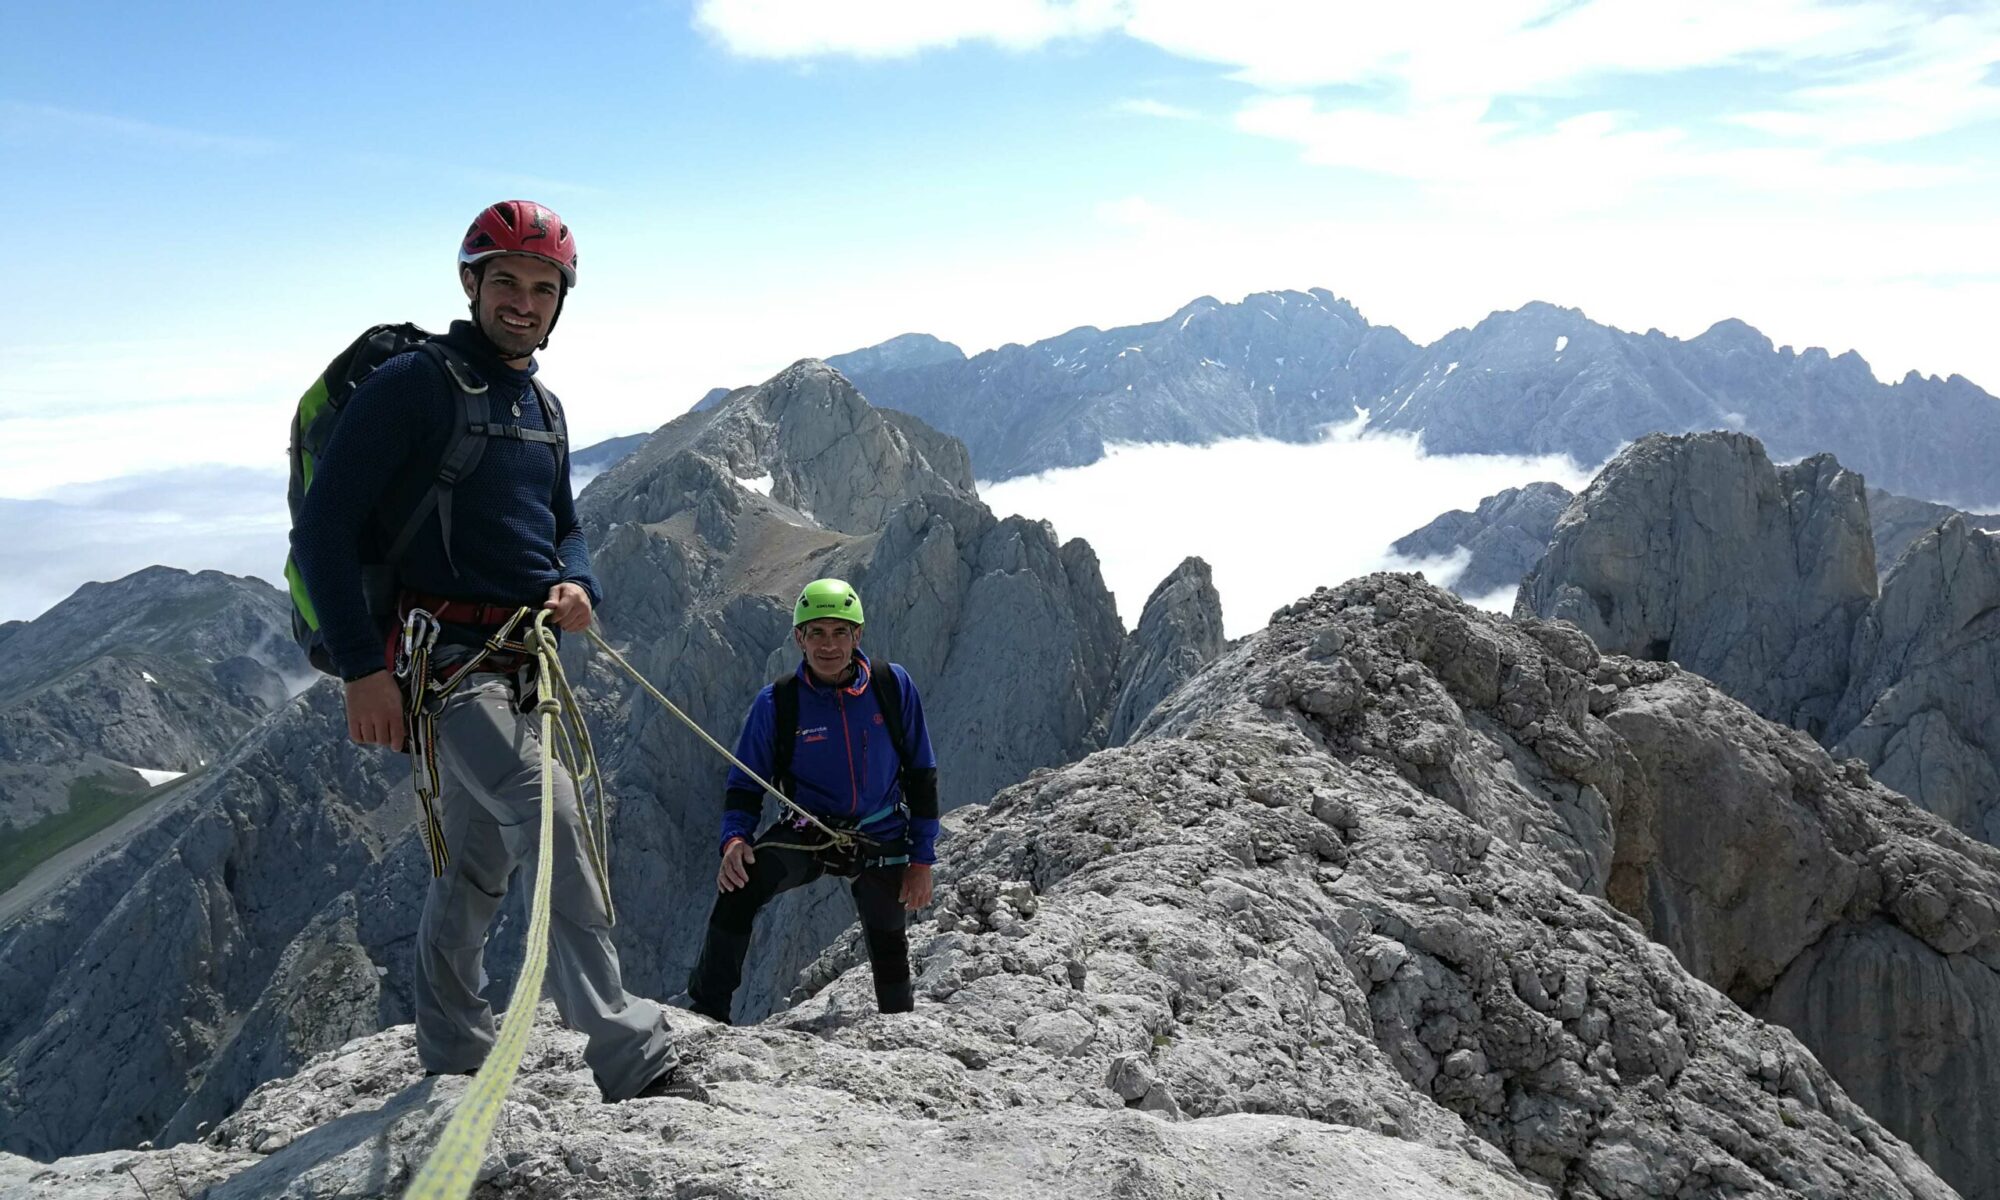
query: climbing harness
397 603 612 918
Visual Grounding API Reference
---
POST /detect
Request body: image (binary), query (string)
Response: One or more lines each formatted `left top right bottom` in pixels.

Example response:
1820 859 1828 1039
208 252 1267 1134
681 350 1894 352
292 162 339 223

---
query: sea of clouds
981 421 1602 638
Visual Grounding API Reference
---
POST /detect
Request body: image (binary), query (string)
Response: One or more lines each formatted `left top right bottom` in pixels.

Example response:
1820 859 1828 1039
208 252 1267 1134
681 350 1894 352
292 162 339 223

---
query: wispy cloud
981 426 1600 638
693 0 1125 59
693 1 2000 208
1115 98 1198 120
0 101 280 154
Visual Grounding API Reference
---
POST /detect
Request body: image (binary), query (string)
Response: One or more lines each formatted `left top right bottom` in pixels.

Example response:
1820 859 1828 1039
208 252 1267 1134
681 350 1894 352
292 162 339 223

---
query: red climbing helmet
457 200 578 288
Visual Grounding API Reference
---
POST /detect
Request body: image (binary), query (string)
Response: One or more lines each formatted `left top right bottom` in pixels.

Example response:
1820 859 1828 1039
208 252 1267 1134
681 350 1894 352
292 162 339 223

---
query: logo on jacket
873 713 884 725
800 724 829 744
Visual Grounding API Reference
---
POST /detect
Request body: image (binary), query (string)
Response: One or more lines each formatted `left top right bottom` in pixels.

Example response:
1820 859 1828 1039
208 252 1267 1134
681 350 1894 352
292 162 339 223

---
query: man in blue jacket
686 578 940 1023
290 201 677 1100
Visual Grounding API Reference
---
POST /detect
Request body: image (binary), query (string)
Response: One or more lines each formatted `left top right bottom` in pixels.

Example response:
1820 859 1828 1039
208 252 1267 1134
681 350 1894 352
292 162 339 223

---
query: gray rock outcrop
1517 432 1876 739
1105 556 1226 745
1831 516 2000 844
12 573 1988 1199
0 682 415 1160
1393 482 1574 600
0 566 309 834
1516 433 2000 853
1868 487 2000 576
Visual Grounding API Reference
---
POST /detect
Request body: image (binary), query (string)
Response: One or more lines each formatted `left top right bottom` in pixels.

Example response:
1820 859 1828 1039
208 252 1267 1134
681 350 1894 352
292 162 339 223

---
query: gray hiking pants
412 674 674 1100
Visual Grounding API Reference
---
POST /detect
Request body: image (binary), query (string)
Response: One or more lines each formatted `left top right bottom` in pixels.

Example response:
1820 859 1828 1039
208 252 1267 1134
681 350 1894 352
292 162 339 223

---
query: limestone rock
584 358 974 536
1832 517 2000 843
1392 483 1574 601
0 682 411 1159
1369 305 2000 508
1867 488 2000 578
1106 556 1227 746
0 566 310 832
10 572 1979 1199
1517 432 1876 739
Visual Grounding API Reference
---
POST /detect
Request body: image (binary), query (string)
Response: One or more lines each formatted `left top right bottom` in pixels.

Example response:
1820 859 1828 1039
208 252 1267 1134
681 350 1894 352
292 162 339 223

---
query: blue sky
3 0 1998 620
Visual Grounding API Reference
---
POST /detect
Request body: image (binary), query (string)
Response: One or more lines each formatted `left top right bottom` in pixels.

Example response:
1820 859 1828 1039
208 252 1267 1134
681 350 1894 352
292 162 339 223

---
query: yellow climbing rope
401 612 566 1200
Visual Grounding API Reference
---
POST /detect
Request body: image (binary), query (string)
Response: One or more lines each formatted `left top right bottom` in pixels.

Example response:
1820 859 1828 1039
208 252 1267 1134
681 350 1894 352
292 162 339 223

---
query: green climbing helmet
793 578 864 627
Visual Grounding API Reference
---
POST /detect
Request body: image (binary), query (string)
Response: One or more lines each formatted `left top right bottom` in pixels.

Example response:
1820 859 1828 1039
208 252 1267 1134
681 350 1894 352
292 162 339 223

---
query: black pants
686 828 913 1023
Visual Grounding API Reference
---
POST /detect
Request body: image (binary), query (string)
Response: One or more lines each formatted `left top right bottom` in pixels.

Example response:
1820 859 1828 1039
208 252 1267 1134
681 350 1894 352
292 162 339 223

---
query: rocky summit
8 573 1990 1198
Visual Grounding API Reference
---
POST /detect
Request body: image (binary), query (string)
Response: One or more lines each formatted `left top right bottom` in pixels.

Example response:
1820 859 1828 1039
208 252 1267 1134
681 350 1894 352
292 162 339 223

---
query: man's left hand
900 863 934 911
543 581 593 632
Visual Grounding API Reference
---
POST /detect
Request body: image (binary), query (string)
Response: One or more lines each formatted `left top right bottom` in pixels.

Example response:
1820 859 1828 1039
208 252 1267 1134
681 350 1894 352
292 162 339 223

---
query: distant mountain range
616 288 2000 507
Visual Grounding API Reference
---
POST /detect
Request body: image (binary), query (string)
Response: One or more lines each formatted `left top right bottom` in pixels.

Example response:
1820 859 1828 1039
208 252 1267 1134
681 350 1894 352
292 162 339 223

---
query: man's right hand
718 838 755 892
344 670 406 752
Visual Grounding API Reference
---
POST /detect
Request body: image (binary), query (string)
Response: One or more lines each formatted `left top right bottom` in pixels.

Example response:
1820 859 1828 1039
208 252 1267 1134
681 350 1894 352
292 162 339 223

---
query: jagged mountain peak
581 358 973 537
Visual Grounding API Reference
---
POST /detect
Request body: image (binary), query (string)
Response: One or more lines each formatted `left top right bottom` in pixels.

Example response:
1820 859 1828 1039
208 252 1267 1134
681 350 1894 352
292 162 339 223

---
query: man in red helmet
290 201 679 1100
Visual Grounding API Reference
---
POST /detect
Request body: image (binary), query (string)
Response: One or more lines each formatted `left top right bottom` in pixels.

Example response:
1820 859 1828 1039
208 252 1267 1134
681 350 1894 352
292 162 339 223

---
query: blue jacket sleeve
720 686 776 853
894 665 942 865
289 354 434 679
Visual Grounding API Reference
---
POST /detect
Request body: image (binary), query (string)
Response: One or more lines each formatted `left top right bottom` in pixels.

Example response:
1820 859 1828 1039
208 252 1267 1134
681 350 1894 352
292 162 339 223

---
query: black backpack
770 663 913 801
283 323 568 675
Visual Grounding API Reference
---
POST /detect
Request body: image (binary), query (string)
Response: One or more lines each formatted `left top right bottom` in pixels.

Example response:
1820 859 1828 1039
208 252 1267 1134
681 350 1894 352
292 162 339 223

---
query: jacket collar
795 648 871 697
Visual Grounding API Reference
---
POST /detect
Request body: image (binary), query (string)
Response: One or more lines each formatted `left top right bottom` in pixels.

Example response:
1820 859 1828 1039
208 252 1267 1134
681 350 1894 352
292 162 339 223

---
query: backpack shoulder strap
530 378 568 477
771 674 800 795
386 342 489 573
871 661 912 772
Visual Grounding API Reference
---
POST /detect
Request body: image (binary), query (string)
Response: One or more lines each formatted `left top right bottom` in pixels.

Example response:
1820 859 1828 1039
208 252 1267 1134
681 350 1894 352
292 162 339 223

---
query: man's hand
542 581 593 632
718 838 756 892
344 670 405 752
900 862 934 911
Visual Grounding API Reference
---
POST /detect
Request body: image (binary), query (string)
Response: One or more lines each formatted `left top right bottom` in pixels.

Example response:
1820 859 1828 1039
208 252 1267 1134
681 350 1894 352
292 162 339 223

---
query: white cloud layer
0 468 290 622
980 426 1601 639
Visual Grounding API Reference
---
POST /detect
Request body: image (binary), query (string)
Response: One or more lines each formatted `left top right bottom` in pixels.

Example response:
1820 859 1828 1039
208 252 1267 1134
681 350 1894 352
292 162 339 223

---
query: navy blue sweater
290 321 602 680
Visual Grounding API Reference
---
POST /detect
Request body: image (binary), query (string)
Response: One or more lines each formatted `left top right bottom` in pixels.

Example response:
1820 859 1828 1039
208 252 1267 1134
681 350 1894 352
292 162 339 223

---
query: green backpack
283 323 567 676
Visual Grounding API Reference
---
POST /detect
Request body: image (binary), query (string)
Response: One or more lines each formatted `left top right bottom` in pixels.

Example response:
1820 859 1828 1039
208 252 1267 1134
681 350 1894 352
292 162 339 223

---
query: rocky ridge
809 292 2000 505
0 566 310 833
1393 483 1576 601
8 572 1990 1198
836 289 1418 481
1398 483 1999 605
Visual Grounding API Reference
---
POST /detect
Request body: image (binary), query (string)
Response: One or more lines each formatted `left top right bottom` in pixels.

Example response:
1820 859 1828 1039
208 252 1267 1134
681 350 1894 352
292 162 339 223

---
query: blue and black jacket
722 650 941 865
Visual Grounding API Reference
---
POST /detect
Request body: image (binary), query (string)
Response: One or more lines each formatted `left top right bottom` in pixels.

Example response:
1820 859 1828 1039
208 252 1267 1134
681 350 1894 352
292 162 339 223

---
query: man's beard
479 309 542 357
